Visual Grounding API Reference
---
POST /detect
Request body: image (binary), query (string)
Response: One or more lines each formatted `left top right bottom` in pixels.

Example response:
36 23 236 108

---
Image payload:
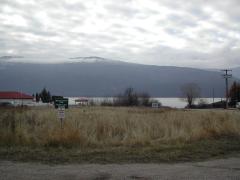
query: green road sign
54 98 68 109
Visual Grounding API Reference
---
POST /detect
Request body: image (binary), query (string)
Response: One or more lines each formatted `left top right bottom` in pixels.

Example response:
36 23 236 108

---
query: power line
221 69 232 109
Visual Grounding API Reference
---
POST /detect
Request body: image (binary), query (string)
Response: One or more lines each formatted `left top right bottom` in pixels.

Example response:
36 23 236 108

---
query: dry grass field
0 107 240 163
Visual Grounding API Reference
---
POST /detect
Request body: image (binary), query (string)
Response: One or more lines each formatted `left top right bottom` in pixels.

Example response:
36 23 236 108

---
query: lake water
68 97 223 108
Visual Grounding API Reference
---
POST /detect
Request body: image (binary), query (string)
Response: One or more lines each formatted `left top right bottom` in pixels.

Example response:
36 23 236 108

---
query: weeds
0 107 239 148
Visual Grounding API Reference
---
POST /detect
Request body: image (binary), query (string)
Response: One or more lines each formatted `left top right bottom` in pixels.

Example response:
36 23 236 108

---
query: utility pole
221 69 232 109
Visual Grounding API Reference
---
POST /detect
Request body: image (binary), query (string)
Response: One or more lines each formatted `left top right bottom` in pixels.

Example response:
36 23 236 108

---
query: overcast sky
0 0 240 68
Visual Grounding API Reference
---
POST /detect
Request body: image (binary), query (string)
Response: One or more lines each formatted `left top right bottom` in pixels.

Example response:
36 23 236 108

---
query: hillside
0 56 234 97
232 67 240 79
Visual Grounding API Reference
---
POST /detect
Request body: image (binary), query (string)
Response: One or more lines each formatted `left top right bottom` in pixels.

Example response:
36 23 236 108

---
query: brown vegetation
0 107 239 148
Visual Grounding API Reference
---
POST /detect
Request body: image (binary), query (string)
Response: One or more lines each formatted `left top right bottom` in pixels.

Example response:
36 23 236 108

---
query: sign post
58 106 65 129
54 98 69 109
54 99 68 129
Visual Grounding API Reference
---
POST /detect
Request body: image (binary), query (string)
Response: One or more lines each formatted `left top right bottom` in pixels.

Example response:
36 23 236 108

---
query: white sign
237 102 240 109
58 107 65 119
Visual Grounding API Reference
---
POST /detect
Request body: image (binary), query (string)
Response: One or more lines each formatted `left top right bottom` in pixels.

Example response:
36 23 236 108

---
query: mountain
232 67 240 79
0 56 235 97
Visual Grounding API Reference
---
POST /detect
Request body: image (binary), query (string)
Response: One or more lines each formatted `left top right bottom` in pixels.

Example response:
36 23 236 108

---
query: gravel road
1 157 240 180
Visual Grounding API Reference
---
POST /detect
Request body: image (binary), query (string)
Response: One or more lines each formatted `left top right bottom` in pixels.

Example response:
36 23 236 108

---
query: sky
0 0 240 68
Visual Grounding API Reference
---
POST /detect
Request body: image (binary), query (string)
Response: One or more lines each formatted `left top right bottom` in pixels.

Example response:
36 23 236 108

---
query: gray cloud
0 0 240 68
105 3 139 18
166 14 198 28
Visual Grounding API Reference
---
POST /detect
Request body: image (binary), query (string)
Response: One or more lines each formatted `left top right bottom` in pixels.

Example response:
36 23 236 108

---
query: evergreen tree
36 93 40 102
40 88 50 103
47 91 52 103
229 81 240 107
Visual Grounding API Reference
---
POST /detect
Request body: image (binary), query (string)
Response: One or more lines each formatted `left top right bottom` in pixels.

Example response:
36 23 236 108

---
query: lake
68 97 223 108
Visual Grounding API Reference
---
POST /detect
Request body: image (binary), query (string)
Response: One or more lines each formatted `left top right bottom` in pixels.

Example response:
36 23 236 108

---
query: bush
113 88 152 107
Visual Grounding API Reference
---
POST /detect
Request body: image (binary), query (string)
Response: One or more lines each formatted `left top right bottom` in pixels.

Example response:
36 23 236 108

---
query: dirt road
1 157 240 180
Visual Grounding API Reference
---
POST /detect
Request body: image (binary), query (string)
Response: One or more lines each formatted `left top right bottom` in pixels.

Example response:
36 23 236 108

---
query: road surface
1 157 240 180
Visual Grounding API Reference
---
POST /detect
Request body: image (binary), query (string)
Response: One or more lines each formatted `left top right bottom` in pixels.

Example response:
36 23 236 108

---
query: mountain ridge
0 56 238 97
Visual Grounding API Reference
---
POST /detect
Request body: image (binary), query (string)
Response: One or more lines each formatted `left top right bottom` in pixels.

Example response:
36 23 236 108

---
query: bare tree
122 87 139 106
138 92 150 106
113 87 156 107
181 83 201 108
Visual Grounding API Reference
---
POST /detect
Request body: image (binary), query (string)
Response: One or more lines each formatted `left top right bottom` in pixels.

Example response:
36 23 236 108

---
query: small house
0 91 33 106
75 97 89 106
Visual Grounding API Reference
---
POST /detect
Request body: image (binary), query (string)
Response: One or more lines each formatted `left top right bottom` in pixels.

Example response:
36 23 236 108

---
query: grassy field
0 107 240 163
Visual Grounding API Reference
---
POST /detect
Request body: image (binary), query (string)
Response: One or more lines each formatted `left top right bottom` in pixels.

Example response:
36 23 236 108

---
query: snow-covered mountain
0 56 237 97
68 56 128 65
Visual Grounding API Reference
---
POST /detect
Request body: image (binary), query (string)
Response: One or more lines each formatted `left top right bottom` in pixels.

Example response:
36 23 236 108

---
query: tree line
33 88 52 103
114 87 160 106
101 87 160 107
229 81 240 107
33 81 240 108
180 81 240 108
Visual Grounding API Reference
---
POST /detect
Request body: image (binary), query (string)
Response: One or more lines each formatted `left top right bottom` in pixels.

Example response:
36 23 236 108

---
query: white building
75 97 89 106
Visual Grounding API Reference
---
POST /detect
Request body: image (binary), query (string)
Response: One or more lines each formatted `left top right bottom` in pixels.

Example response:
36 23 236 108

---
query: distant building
152 102 161 108
75 97 89 106
0 91 33 106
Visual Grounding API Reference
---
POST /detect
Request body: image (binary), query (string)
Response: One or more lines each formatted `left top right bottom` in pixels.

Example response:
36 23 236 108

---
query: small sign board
58 107 65 119
54 98 68 109
152 102 160 108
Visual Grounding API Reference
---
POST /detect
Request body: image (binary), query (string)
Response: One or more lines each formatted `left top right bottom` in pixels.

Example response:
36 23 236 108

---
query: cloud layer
0 0 240 68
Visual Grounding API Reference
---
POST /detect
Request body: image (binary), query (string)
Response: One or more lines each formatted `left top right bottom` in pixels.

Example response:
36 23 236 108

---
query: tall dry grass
0 107 239 147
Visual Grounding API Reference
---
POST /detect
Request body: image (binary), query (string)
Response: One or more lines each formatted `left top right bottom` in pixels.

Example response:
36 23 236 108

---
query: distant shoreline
67 97 223 108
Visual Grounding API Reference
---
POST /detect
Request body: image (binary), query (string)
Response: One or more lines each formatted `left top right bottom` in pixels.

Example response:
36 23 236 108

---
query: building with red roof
0 91 33 106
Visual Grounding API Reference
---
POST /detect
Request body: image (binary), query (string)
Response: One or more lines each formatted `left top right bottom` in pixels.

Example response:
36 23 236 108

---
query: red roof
0 91 33 99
